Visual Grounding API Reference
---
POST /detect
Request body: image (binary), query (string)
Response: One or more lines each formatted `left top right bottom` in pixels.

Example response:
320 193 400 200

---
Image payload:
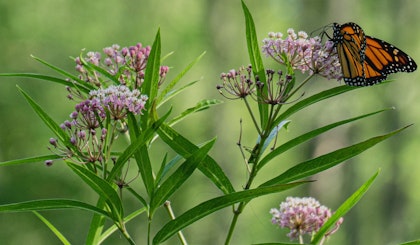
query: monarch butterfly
331 22 417 86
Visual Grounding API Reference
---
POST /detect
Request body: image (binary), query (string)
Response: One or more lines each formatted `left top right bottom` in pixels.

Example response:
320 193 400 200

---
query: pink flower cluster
75 43 169 87
262 29 342 80
270 197 343 241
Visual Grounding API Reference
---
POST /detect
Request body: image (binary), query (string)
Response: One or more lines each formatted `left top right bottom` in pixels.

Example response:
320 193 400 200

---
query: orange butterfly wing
332 22 417 86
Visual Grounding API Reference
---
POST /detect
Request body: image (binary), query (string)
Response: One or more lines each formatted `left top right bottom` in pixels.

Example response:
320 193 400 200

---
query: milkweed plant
0 2 415 245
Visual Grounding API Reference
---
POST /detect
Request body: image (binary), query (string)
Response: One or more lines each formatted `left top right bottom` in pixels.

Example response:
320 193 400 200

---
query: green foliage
0 1 416 245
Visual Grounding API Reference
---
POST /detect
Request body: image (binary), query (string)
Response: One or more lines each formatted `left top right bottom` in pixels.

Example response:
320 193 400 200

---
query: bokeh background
0 0 419 244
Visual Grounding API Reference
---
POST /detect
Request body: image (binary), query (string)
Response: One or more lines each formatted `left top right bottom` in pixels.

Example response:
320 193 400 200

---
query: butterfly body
332 22 417 86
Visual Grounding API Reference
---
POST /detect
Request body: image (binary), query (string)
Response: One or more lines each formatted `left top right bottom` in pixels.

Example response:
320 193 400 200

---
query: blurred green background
0 0 419 244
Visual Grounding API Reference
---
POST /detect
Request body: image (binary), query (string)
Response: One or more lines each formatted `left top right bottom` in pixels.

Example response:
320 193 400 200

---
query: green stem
286 73 315 100
243 97 262 135
164 201 188 245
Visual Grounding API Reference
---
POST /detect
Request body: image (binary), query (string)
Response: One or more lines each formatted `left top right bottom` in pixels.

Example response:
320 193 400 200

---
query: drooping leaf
157 51 206 106
153 182 306 244
257 108 392 172
0 154 61 167
67 163 123 221
0 199 109 217
261 125 411 187
158 123 235 194
33 211 71 245
312 170 380 243
150 139 215 215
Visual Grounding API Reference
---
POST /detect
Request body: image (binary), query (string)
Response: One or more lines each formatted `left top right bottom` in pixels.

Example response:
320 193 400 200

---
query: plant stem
164 201 188 245
243 97 262 135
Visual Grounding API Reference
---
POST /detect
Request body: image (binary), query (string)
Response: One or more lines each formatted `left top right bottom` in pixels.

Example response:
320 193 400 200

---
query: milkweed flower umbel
48 85 147 165
270 197 343 243
262 29 342 80
75 43 169 87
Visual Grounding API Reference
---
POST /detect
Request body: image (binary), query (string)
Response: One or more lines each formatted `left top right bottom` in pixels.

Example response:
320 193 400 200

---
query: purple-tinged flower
258 69 294 105
217 65 259 100
89 85 147 119
45 160 53 167
73 98 106 129
262 29 342 80
270 197 343 242
49 138 58 147
74 43 169 87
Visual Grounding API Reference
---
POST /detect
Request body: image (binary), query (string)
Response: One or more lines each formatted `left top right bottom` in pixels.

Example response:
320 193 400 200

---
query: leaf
273 85 359 127
107 112 168 182
158 80 199 108
157 123 235 194
157 51 206 106
33 211 71 245
150 139 215 214
399 240 420 245
78 56 120 85
0 73 91 93
241 0 268 128
153 182 306 244
86 199 107 245
257 108 392 172
30 55 95 90
67 163 123 221
0 154 61 167
168 99 223 126
142 28 162 127
125 110 170 196
257 120 290 156
99 207 147 244
260 124 411 187
0 199 110 217
17 86 78 153
312 170 380 243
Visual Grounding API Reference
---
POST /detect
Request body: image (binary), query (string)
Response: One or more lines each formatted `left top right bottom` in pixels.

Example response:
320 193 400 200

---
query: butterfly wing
333 22 371 86
332 22 417 86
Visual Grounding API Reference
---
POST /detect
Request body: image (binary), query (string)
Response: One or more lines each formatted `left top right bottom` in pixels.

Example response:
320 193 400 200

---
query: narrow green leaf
0 154 61 167
273 85 359 127
30 55 95 90
67 163 123 220
157 51 206 106
79 56 120 84
0 199 110 217
142 28 162 127
257 108 391 172
150 139 215 214
33 211 71 245
168 99 223 126
258 120 290 157
107 112 168 182
0 73 91 93
157 80 199 108
99 207 147 243
126 110 171 196
241 0 268 128
156 154 182 185
399 240 420 245
153 182 305 244
253 243 306 245
86 199 107 245
312 170 380 243
17 86 77 152
158 123 235 194
261 125 411 187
